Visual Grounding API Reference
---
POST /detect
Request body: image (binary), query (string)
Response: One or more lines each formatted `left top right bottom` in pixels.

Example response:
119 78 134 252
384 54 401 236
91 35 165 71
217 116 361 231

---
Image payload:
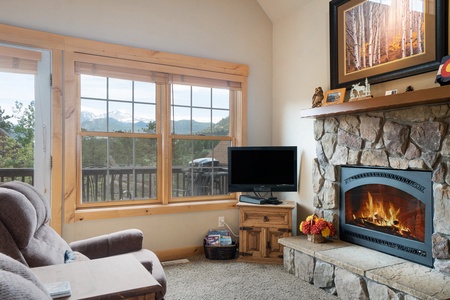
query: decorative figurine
436 55 450 86
312 87 324 108
349 78 372 101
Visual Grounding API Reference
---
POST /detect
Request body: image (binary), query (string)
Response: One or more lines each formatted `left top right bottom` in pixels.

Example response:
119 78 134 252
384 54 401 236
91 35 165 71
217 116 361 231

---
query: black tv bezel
227 146 298 193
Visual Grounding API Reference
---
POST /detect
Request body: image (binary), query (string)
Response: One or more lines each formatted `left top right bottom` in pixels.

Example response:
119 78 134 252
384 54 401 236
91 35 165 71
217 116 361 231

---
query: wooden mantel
300 85 450 118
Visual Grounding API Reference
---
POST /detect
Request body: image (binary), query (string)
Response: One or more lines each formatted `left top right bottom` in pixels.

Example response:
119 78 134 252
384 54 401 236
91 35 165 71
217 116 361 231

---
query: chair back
0 182 71 267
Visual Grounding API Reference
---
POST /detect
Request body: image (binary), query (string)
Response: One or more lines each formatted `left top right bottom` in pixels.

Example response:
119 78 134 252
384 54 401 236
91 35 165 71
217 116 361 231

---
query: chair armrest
69 229 143 259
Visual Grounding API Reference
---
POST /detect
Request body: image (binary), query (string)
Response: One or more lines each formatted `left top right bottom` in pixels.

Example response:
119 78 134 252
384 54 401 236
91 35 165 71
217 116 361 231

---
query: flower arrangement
300 214 336 238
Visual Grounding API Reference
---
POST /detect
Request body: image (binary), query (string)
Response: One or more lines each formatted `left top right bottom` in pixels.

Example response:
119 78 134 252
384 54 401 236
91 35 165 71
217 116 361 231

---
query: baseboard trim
154 245 204 262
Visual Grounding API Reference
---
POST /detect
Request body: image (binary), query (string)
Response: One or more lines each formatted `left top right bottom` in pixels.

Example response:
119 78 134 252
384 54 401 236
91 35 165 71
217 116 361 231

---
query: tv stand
237 200 295 264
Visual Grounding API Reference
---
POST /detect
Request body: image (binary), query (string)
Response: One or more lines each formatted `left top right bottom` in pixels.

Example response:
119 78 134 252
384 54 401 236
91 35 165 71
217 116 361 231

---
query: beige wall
272 1 441 233
0 0 272 253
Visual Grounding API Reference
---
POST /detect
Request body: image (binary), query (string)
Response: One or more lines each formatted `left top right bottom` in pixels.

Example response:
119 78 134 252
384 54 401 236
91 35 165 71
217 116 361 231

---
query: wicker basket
204 241 238 260
307 234 325 243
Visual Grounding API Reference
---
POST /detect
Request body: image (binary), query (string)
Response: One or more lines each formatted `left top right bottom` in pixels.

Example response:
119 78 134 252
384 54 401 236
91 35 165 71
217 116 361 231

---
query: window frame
0 24 248 226
65 50 247 222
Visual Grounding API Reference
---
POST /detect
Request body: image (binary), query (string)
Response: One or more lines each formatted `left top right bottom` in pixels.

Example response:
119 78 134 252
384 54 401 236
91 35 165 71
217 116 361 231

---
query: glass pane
212 110 229 136
172 84 191 106
82 136 158 202
0 72 35 184
192 86 211 108
109 102 132 132
109 137 133 166
172 139 229 197
80 75 107 99
171 106 191 134
212 88 229 109
81 136 107 168
192 108 211 134
135 138 157 199
109 78 132 101
134 81 156 103
81 99 107 132
135 103 156 133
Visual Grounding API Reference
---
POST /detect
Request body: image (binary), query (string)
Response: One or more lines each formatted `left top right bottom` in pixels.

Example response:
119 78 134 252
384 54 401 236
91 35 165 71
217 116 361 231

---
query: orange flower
299 214 335 238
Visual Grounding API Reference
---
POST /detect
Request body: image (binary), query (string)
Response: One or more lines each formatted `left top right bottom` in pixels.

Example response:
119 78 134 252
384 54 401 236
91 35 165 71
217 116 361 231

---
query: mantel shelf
300 85 450 119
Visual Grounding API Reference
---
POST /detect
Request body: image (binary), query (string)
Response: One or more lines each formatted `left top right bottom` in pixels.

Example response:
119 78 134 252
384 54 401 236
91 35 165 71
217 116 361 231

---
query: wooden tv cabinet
237 200 295 264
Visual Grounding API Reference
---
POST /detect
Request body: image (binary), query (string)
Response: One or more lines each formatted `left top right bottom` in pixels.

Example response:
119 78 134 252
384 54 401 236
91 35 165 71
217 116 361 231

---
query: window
0 45 52 200
71 54 245 212
80 74 160 204
170 82 234 200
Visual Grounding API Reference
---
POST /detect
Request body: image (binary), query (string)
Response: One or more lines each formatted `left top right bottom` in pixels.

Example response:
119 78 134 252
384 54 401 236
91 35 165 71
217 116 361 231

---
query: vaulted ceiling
257 0 312 22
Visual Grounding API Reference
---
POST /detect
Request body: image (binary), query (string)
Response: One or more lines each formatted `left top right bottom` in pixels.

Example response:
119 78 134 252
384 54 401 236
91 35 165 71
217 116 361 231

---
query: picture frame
329 0 448 89
323 88 346 106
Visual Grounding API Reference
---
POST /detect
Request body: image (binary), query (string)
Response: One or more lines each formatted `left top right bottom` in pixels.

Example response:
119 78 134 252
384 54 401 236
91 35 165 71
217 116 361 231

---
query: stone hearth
312 103 450 274
280 236 450 299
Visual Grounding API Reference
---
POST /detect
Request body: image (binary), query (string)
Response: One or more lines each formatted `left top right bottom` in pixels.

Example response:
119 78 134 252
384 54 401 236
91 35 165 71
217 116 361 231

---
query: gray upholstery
0 181 166 300
0 252 51 300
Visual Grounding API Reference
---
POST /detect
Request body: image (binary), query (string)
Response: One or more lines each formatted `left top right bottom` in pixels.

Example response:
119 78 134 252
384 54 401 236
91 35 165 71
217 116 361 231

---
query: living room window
70 54 244 212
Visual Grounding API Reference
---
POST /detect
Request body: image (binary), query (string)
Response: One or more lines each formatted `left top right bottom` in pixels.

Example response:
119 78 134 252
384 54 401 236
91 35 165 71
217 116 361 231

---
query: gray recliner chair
0 181 167 300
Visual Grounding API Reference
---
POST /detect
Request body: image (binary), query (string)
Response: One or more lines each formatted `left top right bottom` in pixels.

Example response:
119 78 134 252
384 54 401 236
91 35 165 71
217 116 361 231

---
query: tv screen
227 146 298 193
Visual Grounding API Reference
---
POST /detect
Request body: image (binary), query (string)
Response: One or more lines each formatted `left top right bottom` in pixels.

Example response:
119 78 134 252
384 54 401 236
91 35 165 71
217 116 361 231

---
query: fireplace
340 166 433 267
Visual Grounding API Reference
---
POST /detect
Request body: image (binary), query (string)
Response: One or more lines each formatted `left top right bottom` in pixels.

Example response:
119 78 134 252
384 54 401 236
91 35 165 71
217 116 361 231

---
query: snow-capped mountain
81 110 152 123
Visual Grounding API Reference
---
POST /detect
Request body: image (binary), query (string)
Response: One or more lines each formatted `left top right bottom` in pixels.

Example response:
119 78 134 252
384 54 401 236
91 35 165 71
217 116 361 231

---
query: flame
353 192 412 236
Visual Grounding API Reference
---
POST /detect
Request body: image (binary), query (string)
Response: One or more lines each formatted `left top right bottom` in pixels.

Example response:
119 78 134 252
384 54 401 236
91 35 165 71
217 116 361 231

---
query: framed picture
330 0 448 89
323 88 346 106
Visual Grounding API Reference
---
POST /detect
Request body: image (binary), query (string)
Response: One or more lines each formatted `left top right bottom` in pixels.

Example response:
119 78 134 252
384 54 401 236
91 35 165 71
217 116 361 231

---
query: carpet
163 255 337 300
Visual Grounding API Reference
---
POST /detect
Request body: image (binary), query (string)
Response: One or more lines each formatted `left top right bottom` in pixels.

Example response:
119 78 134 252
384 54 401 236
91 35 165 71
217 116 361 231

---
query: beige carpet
163 255 337 300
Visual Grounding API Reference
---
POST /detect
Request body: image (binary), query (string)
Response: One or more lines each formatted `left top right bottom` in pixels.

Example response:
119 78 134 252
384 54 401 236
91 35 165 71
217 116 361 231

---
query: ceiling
257 0 312 22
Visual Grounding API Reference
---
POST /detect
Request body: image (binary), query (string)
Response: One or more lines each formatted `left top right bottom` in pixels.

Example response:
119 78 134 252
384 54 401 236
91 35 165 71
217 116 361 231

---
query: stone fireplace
312 103 450 274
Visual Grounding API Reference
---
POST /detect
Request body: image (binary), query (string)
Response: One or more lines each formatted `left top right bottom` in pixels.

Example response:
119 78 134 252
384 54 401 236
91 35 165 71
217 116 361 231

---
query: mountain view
81 110 216 134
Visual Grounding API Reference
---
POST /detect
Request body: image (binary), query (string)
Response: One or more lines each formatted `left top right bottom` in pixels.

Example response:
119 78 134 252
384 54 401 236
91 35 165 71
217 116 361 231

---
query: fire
353 192 412 236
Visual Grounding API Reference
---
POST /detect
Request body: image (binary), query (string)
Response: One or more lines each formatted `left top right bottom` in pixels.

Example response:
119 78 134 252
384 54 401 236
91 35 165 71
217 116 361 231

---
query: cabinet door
267 228 290 259
239 227 264 258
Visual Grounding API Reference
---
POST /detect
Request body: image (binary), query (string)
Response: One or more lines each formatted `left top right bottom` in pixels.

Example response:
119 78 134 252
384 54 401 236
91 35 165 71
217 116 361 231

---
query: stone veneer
311 103 450 274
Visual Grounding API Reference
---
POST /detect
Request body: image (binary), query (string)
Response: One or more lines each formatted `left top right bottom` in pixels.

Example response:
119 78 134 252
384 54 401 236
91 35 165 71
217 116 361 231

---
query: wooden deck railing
0 167 228 201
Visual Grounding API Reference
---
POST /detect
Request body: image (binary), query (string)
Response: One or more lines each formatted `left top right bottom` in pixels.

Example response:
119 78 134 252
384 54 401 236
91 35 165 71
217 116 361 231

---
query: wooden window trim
0 23 248 226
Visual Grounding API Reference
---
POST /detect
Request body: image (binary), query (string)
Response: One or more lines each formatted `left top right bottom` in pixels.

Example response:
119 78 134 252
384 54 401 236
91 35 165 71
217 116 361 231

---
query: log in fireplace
340 166 433 267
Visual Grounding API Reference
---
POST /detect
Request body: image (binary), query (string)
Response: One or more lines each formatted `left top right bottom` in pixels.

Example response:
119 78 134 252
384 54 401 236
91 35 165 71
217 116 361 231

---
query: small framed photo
323 88 346 106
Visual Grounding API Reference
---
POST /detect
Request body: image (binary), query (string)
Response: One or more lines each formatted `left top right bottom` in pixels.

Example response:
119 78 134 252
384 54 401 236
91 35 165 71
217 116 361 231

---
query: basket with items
204 228 238 260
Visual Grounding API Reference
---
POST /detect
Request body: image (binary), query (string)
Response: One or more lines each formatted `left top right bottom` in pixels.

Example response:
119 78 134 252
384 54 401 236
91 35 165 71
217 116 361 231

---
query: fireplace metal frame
340 166 433 267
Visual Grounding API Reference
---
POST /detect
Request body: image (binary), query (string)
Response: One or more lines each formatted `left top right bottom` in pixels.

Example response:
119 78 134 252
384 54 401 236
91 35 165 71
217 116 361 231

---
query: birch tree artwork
345 0 425 75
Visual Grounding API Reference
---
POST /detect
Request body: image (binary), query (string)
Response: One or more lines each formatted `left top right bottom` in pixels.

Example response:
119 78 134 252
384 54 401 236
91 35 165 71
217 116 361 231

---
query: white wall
271 0 329 233
0 0 272 252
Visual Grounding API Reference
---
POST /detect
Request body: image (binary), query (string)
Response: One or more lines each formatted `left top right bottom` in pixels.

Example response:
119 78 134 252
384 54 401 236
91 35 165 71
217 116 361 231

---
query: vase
307 233 325 243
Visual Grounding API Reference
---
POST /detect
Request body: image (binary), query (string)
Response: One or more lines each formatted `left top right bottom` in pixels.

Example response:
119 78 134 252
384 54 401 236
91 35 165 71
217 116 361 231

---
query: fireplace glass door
345 184 426 243
340 166 433 267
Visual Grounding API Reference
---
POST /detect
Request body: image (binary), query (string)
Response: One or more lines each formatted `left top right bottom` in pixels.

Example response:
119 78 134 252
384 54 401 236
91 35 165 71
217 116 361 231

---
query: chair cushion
0 253 51 300
22 226 71 268
0 189 36 249
1 181 49 226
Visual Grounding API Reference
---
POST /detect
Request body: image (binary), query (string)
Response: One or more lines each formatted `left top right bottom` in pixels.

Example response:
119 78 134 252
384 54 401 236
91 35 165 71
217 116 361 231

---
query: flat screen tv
227 146 298 195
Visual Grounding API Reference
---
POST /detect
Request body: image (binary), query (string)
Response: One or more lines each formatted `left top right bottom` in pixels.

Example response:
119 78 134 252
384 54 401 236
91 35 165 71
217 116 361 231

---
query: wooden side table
237 200 295 264
31 254 162 300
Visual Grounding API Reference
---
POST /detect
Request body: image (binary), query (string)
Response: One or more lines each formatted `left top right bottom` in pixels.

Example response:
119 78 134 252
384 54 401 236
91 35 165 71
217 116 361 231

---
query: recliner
0 181 166 299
